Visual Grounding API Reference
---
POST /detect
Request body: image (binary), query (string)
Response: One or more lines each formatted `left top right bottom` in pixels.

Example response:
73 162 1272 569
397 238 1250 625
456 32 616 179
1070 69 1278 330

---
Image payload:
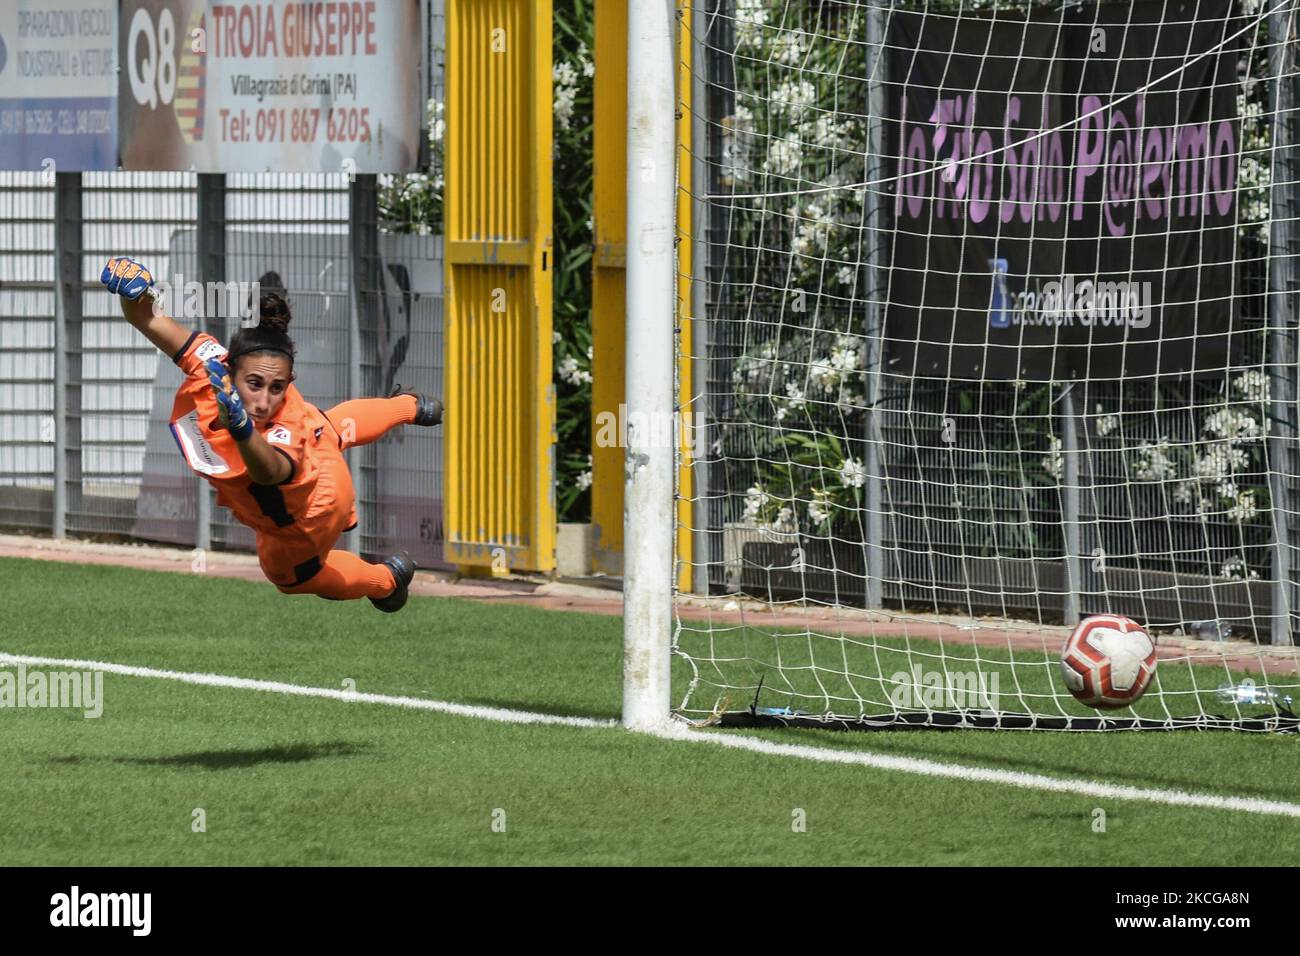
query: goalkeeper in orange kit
102 256 443 612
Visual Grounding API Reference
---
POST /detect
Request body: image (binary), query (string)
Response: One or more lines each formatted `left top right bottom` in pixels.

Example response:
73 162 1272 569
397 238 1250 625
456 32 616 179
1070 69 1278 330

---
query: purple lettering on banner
951 98 972 214
956 128 973 204
1000 97 1021 224
1044 133 1064 222
1103 110 1133 237
929 97 948 217
1177 123 1210 217
934 160 954 217
1019 125 1040 224
1141 120 1165 220
1133 95 1145 224
1213 120 1236 216
891 79 1234 229
1073 95 1105 221
970 129 994 223
894 94 929 220
906 126 926 218
930 94 971 218
1161 126 1176 219
895 152 910 219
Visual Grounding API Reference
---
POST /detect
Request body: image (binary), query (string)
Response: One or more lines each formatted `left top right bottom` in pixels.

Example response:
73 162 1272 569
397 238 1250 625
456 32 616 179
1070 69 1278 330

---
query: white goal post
622 0 678 732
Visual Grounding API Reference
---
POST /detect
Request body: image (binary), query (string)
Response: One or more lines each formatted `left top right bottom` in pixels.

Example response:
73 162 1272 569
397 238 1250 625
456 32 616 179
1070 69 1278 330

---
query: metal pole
1061 383 1082 625
195 174 226 551
623 0 676 731
1267 2 1297 645
52 173 83 540
690 0 711 596
347 174 380 557
863 0 888 608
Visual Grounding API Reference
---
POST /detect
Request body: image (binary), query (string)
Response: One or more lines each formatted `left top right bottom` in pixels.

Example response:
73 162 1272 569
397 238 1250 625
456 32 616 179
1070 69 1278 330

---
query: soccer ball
1060 615 1158 709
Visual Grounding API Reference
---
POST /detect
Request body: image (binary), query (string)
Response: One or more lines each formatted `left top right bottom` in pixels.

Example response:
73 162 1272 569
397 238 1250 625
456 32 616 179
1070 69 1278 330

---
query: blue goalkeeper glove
204 357 254 441
100 257 156 300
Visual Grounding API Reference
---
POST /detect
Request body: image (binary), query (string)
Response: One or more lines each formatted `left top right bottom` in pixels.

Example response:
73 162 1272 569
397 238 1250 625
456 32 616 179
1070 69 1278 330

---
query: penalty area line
4 650 1298 819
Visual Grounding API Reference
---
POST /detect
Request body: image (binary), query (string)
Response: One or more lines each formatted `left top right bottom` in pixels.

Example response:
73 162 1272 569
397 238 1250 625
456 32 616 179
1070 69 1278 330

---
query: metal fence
0 172 55 534
0 169 448 570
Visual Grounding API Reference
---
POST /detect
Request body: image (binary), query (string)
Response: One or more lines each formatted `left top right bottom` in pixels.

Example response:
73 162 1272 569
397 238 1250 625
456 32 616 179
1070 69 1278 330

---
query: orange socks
278 550 395 600
325 395 417 450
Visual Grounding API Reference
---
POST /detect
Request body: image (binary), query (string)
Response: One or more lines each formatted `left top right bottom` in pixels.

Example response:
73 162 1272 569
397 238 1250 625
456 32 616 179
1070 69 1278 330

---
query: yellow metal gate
445 0 555 573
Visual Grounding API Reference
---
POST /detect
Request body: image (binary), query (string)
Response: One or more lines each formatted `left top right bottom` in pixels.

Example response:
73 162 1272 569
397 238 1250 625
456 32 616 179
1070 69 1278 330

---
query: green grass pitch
0 554 1296 866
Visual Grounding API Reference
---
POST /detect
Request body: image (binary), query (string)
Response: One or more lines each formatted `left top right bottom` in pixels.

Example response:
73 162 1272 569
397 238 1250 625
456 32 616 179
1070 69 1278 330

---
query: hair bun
258 292 292 334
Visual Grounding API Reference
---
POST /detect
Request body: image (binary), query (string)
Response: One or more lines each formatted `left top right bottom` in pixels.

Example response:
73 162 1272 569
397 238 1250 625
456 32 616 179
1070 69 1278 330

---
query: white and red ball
1060 615 1158 709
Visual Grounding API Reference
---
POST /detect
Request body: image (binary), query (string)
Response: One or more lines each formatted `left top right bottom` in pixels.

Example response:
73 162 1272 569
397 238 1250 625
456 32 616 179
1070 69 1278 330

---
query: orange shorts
255 458 357 587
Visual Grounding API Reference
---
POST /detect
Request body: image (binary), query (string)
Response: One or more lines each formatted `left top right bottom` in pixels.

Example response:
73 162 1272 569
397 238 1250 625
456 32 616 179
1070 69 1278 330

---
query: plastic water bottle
1216 682 1293 707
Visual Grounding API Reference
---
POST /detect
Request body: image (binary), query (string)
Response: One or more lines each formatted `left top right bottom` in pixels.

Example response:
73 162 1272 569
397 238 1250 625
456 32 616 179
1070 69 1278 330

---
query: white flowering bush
730 326 870 535
719 2 874 539
1116 371 1270 532
1084 368 1272 579
379 96 446 235
1220 555 1260 581
1042 435 1064 482
1237 36 1272 244
741 432 866 537
551 1 595 520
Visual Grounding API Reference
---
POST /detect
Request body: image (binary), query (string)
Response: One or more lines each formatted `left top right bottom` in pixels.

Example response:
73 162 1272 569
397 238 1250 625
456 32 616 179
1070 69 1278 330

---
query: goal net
674 0 1300 730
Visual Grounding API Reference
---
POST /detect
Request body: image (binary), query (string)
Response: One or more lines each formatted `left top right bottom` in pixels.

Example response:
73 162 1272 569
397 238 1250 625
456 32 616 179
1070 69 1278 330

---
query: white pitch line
652 722 1300 819
0 652 614 729
3 650 1298 819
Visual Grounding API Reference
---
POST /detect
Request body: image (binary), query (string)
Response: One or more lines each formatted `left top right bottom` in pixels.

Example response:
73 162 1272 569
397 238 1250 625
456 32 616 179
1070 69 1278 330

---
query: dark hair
229 292 296 370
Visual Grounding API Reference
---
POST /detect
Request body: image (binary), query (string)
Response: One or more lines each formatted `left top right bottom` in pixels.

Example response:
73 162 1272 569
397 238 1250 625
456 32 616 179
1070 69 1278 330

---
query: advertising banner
0 2 117 171
885 0 1241 380
119 0 423 172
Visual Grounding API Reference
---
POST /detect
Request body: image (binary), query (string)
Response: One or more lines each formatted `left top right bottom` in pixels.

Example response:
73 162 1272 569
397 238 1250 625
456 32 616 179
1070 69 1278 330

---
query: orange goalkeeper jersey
167 331 356 537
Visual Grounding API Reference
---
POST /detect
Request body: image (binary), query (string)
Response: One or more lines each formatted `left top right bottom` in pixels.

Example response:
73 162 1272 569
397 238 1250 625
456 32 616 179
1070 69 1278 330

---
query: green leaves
551 0 597 522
